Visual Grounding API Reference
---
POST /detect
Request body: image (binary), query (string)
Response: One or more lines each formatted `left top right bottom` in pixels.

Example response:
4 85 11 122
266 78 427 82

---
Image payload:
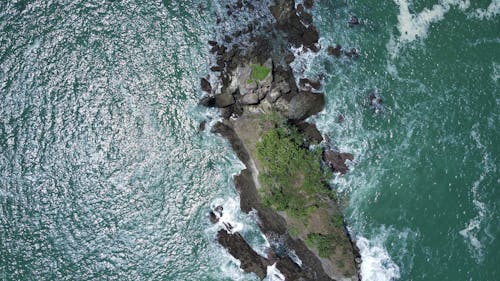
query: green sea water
0 0 498 281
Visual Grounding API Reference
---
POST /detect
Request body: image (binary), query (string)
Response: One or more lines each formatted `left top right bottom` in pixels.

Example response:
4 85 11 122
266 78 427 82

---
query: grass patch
250 64 271 81
255 116 331 219
305 233 336 258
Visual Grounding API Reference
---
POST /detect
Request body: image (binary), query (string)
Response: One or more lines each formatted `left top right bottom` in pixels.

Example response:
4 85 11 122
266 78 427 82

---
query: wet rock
368 89 384 112
217 230 269 279
323 150 354 174
345 48 359 58
348 16 360 26
299 78 321 91
209 211 218 223
199 95 216 107
198 120 207 132
241 92 259 105
210 65 224 72
304 0 314 9
200 78 212 93
215 93 235 107
327 45 342 57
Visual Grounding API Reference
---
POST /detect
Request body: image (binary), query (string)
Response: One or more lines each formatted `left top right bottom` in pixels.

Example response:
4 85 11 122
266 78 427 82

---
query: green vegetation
250 64 271 81
255 118 331 219
331 214 344 228
305 233 337 258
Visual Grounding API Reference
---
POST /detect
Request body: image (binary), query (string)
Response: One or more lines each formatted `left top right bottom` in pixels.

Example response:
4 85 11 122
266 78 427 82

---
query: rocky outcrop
201 1 361 280
323 150 354 175
217 230 269 279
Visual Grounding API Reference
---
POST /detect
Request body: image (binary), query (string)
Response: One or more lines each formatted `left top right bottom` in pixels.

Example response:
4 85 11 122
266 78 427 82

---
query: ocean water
0 1 498 281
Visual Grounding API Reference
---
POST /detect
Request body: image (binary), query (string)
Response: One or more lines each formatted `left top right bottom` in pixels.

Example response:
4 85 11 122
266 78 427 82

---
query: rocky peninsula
200 1 361 280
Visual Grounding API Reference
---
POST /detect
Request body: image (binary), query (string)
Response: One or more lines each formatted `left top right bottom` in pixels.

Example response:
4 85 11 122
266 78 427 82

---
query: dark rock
299 78 322 91
215 93 235 108
210 45 219 54
208 40 218 46
345 48 359 58
217 45 227 56
337 114 345 123
304 0 314 9
368 89 384 112
348 16 360 26
292 121 323 144
323 150 354 174
210 65 223 72
200 78 212 93
209 211 218 224
217 230 269 279
220 107 234 119
327 45 342 57
214 205 223 216
199 95 216 107
198 120 207 131
236 0 243 9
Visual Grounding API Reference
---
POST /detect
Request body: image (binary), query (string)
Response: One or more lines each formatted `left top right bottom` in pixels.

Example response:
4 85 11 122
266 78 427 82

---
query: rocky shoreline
200 1 361 280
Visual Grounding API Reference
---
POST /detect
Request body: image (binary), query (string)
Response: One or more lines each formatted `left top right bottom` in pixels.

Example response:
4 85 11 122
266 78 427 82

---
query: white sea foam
356 234 401 281
492 62 500 83
264 263 286 281
468 0 500 19
389 0 473 57
219 256 260 281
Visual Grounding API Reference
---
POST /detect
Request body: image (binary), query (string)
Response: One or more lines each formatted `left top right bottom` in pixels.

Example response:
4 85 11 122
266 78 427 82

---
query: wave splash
356 235 401 281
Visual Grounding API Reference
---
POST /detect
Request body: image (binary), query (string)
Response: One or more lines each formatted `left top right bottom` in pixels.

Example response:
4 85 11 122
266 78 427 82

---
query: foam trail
391 0 473 48
357 236 400 281
458 125 495 262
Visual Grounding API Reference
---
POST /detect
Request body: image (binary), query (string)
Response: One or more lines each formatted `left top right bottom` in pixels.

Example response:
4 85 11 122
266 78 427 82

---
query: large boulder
215 93 235 107
284 91 325 120
241 92 260 105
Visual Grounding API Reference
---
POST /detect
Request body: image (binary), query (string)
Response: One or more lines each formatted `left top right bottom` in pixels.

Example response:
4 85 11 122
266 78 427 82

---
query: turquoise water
1 0 498 281
308 1 499 280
